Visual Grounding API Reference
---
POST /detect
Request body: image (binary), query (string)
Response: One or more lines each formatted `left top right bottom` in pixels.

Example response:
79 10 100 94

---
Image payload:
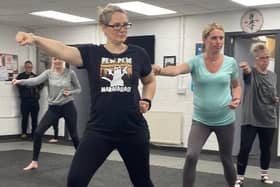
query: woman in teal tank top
153 23 242 187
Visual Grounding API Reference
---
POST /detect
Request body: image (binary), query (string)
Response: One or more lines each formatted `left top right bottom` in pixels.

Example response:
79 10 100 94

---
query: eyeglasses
256 56 270 60
105 22 132 30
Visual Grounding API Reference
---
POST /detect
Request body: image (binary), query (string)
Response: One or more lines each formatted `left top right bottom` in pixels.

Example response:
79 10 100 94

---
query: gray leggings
183 120 236 187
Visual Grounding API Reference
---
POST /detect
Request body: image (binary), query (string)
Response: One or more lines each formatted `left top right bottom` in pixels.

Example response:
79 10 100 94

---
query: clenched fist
152 64 162 75
239 62 251 74
16 32 35 46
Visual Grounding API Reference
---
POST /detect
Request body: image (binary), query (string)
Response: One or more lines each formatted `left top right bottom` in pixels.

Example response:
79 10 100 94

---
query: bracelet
141 98 152 110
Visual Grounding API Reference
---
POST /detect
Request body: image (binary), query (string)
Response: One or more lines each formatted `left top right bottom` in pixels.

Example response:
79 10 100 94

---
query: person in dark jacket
16 60 43 139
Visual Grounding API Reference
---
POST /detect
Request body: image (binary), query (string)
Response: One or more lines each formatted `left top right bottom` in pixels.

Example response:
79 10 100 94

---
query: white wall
34 18 196 147
31 7 280 151
182 8 280 151
0 25 32 135
36 25 98 44
0 25 32 64
2 7 280 153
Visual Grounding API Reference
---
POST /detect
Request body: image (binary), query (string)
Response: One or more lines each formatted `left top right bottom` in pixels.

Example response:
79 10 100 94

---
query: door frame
224 30 280 158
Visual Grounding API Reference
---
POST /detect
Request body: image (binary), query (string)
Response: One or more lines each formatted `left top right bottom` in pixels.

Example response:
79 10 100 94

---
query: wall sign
163 56 176 68
0 53 18 81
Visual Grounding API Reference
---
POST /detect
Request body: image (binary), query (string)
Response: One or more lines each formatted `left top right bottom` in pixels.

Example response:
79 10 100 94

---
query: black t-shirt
78 44 152 134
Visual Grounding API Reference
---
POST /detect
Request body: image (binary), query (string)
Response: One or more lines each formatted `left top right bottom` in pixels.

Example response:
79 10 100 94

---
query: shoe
234 178 244 187
20 134 28 139
48 138 58 143
261 175 274 184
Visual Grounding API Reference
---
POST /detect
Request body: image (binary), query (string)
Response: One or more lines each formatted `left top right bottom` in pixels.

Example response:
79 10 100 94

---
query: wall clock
240 9 264 33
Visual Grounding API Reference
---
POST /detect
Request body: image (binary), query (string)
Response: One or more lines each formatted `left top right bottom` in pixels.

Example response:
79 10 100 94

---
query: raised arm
239 61 252 84
16 32 83 66
12 70 49 86
239 62 251 74
153 63 190 76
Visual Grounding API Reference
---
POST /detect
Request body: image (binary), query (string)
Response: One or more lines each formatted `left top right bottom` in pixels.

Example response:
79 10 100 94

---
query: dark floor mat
0 150 279 187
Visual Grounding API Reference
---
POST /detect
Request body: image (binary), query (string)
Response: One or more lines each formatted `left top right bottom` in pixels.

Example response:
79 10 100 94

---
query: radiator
144 111 183 145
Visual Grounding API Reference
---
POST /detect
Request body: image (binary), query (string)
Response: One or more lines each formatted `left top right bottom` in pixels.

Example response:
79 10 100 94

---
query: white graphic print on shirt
100 57 132 93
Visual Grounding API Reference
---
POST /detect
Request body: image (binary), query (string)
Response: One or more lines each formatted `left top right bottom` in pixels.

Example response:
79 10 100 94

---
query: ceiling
0 0 277 29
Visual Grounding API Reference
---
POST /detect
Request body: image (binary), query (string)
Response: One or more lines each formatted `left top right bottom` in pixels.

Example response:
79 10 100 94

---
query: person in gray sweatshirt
12 57 81 170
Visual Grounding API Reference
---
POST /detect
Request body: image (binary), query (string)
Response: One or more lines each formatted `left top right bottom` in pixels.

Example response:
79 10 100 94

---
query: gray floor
0 140 280 182
0 139 280 187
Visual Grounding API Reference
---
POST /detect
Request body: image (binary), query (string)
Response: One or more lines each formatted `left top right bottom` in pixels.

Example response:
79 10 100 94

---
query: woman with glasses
153 23 241 187
15 4 155 187
236 43 278 186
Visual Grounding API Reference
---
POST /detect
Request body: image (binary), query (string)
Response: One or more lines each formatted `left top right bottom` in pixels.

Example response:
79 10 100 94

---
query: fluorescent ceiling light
30 10 94 23
231 0 280 6
113 1 176 16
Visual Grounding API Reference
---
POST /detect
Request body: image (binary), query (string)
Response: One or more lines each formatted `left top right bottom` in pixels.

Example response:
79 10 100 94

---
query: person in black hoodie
16 60 43 139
